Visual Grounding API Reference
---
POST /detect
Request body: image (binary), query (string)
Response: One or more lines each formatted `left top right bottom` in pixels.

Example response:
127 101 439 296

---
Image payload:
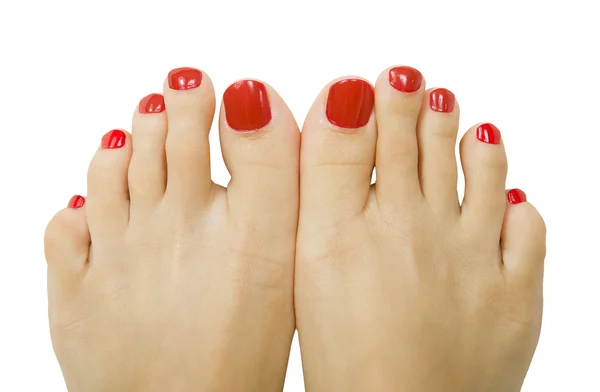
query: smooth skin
295 68 545 392
44 66 545 392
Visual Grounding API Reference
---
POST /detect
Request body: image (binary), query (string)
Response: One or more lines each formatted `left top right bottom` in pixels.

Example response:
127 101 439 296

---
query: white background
0 0 598 390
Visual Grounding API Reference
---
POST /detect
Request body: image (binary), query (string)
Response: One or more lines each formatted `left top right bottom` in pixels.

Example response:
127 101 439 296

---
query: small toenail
168 67 203 90
68 195 86 209
476 123 501 144
507 189 527 204
223 80 272 131
326 79 374 129
429 88 455 113
101 129 127 149
139 93 165 114
388 66 423 93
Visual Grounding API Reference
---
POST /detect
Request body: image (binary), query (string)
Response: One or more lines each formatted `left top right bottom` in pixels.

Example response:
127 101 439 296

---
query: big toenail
67 195 85 209
168 67 203 90
326 79 374 129
429 88 455 113
476 123 501 144
101 129 127 149
507 189 527 204
139 93 165 114
223 80 272 131
389 66 423 93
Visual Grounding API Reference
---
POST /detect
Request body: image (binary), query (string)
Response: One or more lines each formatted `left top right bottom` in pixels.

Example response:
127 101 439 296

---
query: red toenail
101 129 127 149
388 66 423 93
68 195 85 209
326 79 374 128
223 80 272 131
507 189 527 204
139 93 165 114
168 67 203 90
476 123 501 144
429 88 455 113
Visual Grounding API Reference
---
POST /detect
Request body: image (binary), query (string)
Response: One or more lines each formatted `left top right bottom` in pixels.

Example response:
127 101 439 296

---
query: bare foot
44 69 299 392
296 67 546 392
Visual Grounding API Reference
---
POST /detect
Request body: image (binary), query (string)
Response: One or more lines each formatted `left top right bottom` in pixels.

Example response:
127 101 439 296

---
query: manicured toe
128 93 167 213
220 79 300 234
86 129 132 238
374 66 424 204
163 67 216 203
460 123 508 236
501 190 546 283
417 88 460 212
300 77 376 222
44 195 90 274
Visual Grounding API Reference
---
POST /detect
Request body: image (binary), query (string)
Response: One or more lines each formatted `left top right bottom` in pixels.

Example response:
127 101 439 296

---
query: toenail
223 80 272 131
326 79 374 129
476 123 501 144
388 66 423 93
429 88 455 113
101 129 127 149
168 67 203 90
68 195 86 209
507 189 527 204
139 93 165 114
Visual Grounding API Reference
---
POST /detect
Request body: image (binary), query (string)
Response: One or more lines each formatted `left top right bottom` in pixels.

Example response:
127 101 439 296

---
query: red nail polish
168 67 203 90
507 189 527 204
139 93 165 114
326 79 374 129
429 88 455 113
223 80 272 131
388 66 423 93
476 123 501 144
68 195 85 209
101 129 126 149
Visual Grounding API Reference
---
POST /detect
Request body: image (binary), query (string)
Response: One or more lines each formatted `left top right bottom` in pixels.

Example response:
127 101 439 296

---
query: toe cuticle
101 129 127 149
429 88 455 113
168 67 203 90
326 79 374 129
139 93 165 114
507 189 527 204
388 66 423 93
223 80 272 131
476 123 501 144
68 195 86 209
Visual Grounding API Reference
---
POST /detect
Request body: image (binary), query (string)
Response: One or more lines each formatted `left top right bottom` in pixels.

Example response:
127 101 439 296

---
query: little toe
300 77 376 221
460 123 508 235
163 67 216 203
44 195 90 283
128 93 167 213
86 129 132 238
374 66 424 204
220 79 300 231
417 88 460 212
501 189 546 284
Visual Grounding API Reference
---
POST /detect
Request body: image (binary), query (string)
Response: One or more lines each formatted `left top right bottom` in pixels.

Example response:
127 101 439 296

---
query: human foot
44 69 299 392
295 68 546 392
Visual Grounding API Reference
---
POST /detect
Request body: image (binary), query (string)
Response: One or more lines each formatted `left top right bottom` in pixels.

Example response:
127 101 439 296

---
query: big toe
300 77 376 224
220 79 300 244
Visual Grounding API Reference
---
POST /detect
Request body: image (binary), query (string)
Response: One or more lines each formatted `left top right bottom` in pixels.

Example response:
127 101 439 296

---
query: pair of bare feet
44 66 546 392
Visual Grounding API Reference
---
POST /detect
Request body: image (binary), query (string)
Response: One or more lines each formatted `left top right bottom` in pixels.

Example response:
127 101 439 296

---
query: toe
86 129 132 238
460 123 508 235
44 195 90 276
220 79 300 231
163 67 215 203
501 189 546 283
417 88 460 212
374 66 424 205
300 77 376 222
128 93 167 213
